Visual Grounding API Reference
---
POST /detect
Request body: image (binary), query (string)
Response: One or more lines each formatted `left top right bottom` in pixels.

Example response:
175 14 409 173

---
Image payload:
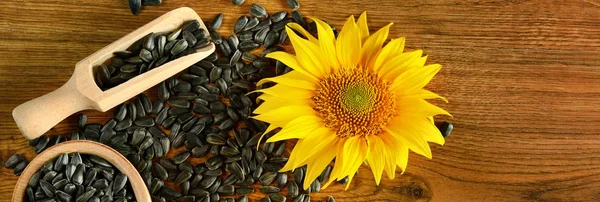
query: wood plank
1 0 600 201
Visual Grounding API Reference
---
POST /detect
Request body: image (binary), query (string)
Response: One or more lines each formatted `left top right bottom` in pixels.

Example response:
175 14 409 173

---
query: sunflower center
313 68 396 138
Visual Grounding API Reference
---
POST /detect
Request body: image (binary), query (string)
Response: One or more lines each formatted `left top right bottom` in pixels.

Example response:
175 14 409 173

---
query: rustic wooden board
1 0 599 201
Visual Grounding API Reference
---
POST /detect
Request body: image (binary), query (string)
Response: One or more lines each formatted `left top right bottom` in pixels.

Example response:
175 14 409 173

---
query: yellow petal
252 105 316 124
282 127 337 169
396 146 409 174
322 139 347 188
266 51 319 82
286 26 328 78
340 136 369 180
254 94 311 114
379 50 423 82
257 71 317 90
405 89 448 103
356 11 369 42
378 132 400 178
310 17 340 72
253 83 314 99
302 137 338 189
390 63 441 94
361 22 392 69
396 96 452 118
370 38 405 71
365 135 385 185
385 124 432 159
266 115 323 142
336 16 362 69
287 23 318 44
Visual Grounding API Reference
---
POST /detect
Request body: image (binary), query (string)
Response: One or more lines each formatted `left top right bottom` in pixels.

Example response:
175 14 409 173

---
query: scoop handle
12 76 92 140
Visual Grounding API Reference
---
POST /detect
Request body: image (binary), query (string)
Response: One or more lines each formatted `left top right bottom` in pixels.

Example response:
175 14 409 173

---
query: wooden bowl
11 140 151 202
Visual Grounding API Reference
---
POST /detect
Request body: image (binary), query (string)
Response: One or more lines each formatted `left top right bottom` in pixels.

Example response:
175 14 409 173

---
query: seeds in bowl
24 152 135 202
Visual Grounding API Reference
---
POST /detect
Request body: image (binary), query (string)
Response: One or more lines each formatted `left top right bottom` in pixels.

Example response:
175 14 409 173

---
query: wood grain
1 0 599 201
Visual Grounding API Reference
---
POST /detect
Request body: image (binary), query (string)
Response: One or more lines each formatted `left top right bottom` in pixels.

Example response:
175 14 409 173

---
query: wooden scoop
11 140 151 202
12 7 215 140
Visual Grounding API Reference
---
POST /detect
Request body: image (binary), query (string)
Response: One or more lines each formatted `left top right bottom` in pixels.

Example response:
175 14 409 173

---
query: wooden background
1 0 600 201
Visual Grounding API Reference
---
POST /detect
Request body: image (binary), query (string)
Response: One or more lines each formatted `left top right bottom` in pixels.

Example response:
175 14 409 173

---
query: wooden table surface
1 0 600 201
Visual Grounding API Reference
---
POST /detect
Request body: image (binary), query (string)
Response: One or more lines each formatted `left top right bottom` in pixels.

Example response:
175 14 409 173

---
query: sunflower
252 12 451 189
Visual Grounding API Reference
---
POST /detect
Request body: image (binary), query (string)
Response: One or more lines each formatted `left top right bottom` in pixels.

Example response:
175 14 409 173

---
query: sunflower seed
72 164 85 185
139 136 155 151
269 193 286 202
294 168 305 186
200 176 218 189
206 156 224 170
318 165 333 183
310 179 321 192
272 18 292 31
338 176 349 184
171 40 189 55
255 27 270 44
232 0 244 5
160 186 182 200
239 31 254 42
175 170 193 185
259 172 277 185
210 30 222 44
34 135 50 153
234 16 249 34
76 188 96 202
260 185 280 193
173 151 191 164
239 41 260 52
183 31 198 46
270 11 287 23
286 180 299 198
210 13 224 31
437 121 453 138
249 4 268 18
292 194 305 202
128 0 141 15
292 11 305 27
5 154 24 169
264 30 279 48
115 118 133 131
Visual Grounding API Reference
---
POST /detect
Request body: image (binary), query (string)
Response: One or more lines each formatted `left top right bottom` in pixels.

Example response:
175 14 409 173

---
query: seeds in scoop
175 170 193 185
171 40 189 55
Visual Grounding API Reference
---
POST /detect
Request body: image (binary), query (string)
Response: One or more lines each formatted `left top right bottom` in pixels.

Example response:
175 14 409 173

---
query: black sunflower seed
288 180 299 198
294 168 305 186
160 186 182 200
175 170 193 185
264 30 279 48
4 154 24 169
234 16 248 34
277 173 288 188
34 135 50 153
128 0 141 15
173 151 191 164
270 11 287 23
76 188 96 202
260 185 280 193
239 31 254 42
210 30 222 44
269 193 286 202
210 13 224 31
319 165 333 183
200 176 218 189
172 40 189 55
310 179 321 192
259 172 277 185
206 156 224 170
328 196 336 202
437 121 453 138
272 18 293 31
239 41 260 52
249 3 268 18
255 27 270 44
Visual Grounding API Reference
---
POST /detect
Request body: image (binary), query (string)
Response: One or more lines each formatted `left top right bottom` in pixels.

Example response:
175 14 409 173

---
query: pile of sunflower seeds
94 20 211 91
23 152 135 201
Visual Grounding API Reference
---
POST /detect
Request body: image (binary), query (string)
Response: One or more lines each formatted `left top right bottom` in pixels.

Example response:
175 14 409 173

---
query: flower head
252 12 451 189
